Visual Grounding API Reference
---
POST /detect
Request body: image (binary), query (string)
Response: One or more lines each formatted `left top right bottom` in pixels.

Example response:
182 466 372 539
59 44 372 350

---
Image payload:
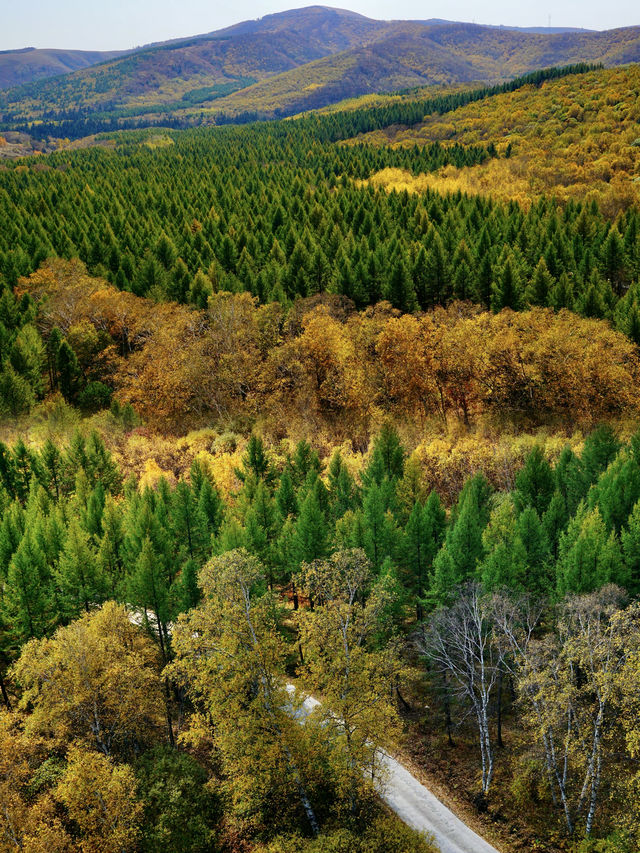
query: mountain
196 22 640 119
0 47 130 89
1 6 639 136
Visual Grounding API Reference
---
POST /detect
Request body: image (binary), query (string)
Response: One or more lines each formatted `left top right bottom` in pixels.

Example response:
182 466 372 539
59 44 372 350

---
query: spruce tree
491 254 521 311
4 529 52 641
514 446 555 517
295 489 328 565
56 518 105 617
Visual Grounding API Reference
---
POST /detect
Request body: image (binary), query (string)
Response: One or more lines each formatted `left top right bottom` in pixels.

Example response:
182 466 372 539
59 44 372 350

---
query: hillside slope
194 23 640 120
0 7 385 126
0 47 129 90
352 63 640 212
2 8 640 136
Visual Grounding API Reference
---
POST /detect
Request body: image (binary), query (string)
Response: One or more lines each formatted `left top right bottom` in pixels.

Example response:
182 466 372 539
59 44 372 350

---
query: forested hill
0 47 131 90
1 6 640 135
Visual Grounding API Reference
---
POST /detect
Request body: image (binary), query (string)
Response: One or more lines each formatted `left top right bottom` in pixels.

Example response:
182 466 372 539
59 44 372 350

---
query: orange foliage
21 260 640 439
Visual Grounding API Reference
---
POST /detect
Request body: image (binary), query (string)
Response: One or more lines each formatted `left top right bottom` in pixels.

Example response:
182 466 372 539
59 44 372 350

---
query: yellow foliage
351 65 640 211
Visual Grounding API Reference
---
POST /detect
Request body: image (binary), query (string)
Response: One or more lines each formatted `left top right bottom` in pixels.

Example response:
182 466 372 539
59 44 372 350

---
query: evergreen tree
56 339 80 401
516 506 551 593
56 518 105 617
295 488 328 565
621 498 640 595
275 471 298 520
362 482 397 572
514 446 555 517
386 256 416 312
0 364 34 416
364 423 405 487
3 527 52 641
127 536 172 662
491 253 521 311
524 258 554 306
581 425 620 485
402 492 446 616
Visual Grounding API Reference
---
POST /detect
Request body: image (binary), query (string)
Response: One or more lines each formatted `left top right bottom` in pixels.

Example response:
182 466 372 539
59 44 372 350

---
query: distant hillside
351 63 640 214
0 47 129 89
1 6 640 137
164 21 640 122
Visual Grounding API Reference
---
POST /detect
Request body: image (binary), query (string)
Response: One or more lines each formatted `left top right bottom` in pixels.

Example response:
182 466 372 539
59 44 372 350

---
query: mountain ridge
0 46 131 90
1 6 639 136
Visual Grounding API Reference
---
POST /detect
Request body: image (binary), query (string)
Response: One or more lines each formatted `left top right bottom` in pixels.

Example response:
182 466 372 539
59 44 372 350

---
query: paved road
296 691 500 853
131 612 500 853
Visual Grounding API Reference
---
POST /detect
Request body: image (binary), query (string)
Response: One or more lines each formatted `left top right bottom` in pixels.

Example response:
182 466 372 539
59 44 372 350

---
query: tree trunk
496 667 504 748
443 669 455 746
164 676 175 748
0 672 11 710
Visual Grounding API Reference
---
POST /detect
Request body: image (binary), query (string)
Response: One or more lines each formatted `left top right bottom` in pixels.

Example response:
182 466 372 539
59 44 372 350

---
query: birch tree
298 549 402 809
415 582 501 796
494 585 627 836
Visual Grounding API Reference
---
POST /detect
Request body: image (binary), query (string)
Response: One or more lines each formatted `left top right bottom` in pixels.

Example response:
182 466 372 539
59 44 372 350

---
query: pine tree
236 434 273 484
189 269 212 308
430 545 458 606
276 471 298 520
621 498 640 595
245 480 279 585
295 489 328 565
386 256 417 312
363 482 397 572
57 339 80 401
0 500 24 575
364 423 405 487
3 528 52 641
581 425 620 485
423 230 450 307
554 445 588 517
127 536 171 662
524 258 554 307
171 480 203 562
403 492 446 616
0 364 34 416
542 490 568 559
197 476 223 544
516 506 551 593
514 446 555 517
290 440 321 489
556 506 621 595
442 488 486 584
176 558 201 612
56 519 105 617
491 254 521 311
39 438 63 500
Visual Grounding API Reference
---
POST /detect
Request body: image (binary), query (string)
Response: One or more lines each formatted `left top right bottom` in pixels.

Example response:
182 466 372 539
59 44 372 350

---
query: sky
1 0 638 51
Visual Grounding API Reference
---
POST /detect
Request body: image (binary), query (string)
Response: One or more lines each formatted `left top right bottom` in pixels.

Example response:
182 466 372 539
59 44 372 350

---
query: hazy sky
2 0 639 51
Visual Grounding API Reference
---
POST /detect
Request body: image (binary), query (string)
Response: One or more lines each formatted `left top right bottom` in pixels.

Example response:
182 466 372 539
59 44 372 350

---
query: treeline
296 63 604 143
3 422 640 846
15 260 640 436
4 421 640 660
1 120 638 329
0 62 600 141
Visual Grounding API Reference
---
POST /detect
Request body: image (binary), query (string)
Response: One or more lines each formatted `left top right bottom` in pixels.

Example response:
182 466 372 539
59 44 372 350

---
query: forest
356 64 640 212
2 57 640 853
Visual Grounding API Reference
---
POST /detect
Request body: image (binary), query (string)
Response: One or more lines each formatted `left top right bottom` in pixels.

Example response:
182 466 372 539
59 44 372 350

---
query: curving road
131 610 500 853
297 691 500 853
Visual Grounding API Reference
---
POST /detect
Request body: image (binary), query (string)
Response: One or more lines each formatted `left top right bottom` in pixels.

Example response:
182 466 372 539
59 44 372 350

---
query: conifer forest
2 9 640 852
